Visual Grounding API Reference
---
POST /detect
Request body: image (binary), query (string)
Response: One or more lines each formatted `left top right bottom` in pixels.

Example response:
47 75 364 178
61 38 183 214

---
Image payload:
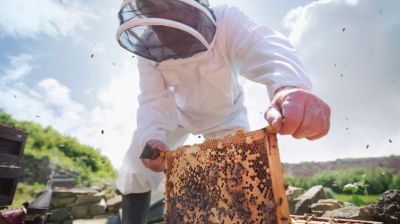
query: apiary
164 127 290 224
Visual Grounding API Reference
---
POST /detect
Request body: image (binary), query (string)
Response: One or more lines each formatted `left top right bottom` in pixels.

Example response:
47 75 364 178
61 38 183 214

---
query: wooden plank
0 154 20 166
291 215 383 224
0 165 22 178
265 127 291 224
0 125 27 143
0 124 28 166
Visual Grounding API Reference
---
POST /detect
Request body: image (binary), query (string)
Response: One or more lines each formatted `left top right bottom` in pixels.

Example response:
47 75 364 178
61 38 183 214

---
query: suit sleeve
221 6 312 99
135 57 178 151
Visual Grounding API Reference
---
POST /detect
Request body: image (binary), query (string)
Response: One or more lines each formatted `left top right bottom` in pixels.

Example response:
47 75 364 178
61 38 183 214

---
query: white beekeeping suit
116 0 312 194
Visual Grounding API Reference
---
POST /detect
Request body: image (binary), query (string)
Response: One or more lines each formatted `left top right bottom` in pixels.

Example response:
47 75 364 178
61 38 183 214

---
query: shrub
285 168 397 194
390 173 400 189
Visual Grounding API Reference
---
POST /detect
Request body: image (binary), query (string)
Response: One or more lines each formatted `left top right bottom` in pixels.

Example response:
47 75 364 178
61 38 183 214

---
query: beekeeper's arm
223 6 330 140
136 58 178 172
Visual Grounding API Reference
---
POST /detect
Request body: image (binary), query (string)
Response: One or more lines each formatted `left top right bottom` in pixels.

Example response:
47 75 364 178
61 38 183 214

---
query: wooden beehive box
164 127 290 224
0 124 28 207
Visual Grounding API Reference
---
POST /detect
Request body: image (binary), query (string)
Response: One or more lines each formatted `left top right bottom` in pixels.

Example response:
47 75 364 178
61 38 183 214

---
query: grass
333 192 382 205
10 182 46 208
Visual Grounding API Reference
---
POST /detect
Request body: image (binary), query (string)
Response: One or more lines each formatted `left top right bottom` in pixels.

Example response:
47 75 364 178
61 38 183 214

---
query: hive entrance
165 127 290 224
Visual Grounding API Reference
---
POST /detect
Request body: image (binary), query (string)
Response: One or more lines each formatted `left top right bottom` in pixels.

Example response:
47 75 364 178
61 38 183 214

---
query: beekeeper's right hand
265 88 331 140
141 139 169 172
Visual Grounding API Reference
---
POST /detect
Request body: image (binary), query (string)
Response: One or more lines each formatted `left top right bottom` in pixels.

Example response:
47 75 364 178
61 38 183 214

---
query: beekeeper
115 0 330 223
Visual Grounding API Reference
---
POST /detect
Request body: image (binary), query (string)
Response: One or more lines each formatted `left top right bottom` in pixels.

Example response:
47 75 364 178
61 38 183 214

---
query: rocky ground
45 185 399 224
287 186 399 223
371 190 400 224
46 185 121 224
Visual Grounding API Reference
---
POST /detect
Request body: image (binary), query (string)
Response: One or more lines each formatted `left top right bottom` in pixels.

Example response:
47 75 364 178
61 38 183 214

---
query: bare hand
141 139 169 172
265 88 331 140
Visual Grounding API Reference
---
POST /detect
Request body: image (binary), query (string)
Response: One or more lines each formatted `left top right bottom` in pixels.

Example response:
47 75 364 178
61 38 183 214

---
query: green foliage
343 180 368 206
323 187 335 199
0 109 16 126
11 182 46 208
333 193 381 206
284 175 312 190
310 170 341 192
285 168 397 194
351 194 365 206
343 183 361 194
363 169 392 194
390 172 400 189
0 110 117 184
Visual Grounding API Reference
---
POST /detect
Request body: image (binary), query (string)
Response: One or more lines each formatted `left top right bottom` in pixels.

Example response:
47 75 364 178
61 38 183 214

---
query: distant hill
0 109 117 186
283 155 400 177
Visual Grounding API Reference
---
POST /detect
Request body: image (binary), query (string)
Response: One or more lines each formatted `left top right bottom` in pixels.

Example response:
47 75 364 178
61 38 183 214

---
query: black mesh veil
117 0 217 62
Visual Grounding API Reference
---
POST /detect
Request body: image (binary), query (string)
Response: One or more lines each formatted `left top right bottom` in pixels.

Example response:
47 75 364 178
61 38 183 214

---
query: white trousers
116 118 249 194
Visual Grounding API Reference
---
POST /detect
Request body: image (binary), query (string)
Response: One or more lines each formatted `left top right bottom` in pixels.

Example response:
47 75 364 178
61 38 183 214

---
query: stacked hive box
164 127 290 224
0 124 27 208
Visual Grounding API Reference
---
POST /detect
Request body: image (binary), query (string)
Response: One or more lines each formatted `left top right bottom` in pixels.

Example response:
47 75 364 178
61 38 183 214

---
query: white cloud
92 43 106 55
283 0 365 46
0 54 140 167
37 79 84 113
273 0 400 162
77 59 140 167
0 0 97 38
1 54 33 82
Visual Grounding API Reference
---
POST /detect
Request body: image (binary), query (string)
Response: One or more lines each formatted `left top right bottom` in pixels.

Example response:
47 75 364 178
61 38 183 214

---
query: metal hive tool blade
140 143 161 160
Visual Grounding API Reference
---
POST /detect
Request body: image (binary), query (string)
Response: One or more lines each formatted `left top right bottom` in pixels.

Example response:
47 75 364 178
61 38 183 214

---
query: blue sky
1 0 399 168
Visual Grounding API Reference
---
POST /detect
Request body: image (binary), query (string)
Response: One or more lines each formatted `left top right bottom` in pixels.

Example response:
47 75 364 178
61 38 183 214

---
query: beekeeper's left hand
141 139 168 172
265 88 331 140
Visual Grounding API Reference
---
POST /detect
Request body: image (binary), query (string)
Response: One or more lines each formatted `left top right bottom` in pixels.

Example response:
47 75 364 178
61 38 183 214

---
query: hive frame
164 127 290 224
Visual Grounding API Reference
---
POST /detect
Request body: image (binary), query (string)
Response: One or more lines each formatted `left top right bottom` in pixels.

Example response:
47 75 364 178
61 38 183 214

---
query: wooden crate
164 127 290 224
0 124 28 207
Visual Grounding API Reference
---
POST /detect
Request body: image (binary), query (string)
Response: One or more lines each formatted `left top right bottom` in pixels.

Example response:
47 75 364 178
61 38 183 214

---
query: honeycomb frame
164 127 290 224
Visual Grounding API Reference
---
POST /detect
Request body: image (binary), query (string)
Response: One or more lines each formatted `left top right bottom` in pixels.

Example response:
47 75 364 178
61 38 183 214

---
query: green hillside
0 109 117 184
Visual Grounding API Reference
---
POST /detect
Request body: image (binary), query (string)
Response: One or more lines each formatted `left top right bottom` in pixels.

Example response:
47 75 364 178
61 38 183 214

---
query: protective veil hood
116 0 216 62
